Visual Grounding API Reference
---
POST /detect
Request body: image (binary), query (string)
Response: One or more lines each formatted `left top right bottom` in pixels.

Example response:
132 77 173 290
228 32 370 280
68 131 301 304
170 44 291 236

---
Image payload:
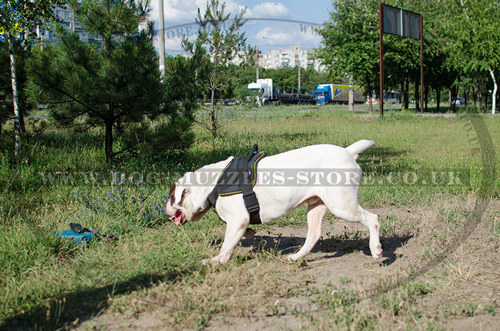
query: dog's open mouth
169 209 183 226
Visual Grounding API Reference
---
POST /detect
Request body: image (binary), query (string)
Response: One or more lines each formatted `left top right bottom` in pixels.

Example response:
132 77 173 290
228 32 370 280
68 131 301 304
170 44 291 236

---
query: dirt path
78 197 499 330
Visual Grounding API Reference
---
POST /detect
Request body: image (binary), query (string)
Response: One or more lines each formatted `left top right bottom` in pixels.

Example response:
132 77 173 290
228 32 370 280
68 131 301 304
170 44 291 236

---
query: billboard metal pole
420 13 424 113
379 2 384 117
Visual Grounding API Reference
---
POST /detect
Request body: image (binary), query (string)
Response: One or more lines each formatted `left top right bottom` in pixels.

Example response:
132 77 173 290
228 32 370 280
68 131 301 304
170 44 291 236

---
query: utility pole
379 2 384 116
158 0 165 77
256 37 259 81
298 64 301 93
297 45 301 93
255 35 266 81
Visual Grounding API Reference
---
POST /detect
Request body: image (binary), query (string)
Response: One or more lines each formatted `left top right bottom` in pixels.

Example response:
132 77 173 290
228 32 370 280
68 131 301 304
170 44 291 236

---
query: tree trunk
103 36 115 164
400 80 405 111
489 65 497 114
116 120 123 138
450 87 457 113
414 83 419 112
210 87 217 139
424 84 429 112
348 76 354 111
19 108 26 133
105 120 114 165
464 83 470 107
366 81 373 112
436 88 441 112
7 32 22 157
404 80 409 110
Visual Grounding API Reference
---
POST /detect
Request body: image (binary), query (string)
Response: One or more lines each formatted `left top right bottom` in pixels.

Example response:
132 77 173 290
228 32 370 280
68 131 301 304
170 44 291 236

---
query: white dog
166 140 382 264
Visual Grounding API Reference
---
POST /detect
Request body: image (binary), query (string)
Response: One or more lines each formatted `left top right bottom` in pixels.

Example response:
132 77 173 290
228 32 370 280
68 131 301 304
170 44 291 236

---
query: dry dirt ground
78 196 499 330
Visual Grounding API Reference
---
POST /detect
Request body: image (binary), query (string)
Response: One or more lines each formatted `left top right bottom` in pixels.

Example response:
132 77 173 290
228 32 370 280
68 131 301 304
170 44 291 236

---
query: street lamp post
256 38 259 81
158 0 165 77
255 35 266 81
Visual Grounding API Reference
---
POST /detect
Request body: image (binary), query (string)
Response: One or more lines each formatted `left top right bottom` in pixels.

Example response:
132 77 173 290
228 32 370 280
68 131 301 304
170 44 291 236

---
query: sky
147 0 334 55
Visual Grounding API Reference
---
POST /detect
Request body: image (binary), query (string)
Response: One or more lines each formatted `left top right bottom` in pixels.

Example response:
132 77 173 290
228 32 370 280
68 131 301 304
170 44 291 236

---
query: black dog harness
208 145 267 224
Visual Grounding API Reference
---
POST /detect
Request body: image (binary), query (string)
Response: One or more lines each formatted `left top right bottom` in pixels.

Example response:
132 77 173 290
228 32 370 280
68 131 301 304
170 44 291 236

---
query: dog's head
166 172 211 226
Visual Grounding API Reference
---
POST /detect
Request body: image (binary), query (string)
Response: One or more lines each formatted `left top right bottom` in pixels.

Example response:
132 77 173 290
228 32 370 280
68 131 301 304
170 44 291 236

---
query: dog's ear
174 187 190 205
169 182 177 200
180 188 190 203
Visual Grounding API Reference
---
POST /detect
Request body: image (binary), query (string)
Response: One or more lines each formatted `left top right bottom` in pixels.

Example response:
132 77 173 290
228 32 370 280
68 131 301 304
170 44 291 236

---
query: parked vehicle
247 79 316 106
452 97 466 105
383 91 401 103
272 92 316 105
247 79 273 106
366 90 401 104
314 84 364 105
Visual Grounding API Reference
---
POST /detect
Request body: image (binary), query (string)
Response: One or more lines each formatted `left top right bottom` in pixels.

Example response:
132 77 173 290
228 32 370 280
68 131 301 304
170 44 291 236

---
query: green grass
0 109 498 329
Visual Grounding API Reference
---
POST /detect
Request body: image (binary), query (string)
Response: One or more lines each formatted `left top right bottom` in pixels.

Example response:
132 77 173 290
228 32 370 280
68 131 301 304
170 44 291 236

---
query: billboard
382 4 421 40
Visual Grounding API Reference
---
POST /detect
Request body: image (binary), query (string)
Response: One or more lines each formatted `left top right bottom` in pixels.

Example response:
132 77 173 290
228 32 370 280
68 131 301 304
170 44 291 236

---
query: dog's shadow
238 233 412 265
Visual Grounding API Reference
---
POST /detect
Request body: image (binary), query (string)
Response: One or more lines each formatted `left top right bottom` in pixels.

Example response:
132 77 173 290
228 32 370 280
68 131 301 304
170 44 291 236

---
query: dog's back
258 142 374 170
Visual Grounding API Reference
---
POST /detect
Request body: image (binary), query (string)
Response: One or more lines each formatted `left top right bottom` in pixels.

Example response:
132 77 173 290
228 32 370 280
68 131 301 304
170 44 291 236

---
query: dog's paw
202 257 217 265
371 245 383 259
202 256 224 265
285 254 298 263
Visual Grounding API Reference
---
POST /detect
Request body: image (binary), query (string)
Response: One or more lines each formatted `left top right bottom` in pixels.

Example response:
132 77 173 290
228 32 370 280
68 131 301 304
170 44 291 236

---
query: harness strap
207 185 218 207
208 144 266 224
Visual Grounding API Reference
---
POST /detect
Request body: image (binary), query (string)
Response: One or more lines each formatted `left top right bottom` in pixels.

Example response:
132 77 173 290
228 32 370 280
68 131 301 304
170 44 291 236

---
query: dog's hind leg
358 208 383 259
328 204 383 259
287 200 327 262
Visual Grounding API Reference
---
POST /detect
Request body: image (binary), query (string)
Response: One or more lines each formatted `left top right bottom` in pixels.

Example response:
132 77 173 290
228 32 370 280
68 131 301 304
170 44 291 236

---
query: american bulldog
166 140 382 264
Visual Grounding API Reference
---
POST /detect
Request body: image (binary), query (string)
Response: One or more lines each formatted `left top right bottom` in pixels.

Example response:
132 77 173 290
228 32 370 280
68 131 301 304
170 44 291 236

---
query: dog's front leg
203 217 249 265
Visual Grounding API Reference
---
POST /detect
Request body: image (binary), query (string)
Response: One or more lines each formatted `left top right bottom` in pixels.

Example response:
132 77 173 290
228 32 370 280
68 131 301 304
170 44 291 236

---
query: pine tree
27 0 165 164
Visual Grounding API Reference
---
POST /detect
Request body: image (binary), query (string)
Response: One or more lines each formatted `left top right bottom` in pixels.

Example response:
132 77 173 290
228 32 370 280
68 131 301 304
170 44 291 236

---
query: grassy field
0 107 498 330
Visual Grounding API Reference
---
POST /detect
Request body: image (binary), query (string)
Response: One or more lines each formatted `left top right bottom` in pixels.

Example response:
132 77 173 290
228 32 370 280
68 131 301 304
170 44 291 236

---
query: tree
125 49 209 154
422 42 455 112
383 36 420 110
0 41 15 132
184 0 250 138
27 0 165 164
0 0 65 156
437 0 499 114
317 0 380 111
0 37 35 133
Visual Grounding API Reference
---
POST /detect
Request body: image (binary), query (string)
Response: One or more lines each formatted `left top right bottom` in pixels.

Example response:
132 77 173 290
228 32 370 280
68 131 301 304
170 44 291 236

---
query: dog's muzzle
169 209 185 226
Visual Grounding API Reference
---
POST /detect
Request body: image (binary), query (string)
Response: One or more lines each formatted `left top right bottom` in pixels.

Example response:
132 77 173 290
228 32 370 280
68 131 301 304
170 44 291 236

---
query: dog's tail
345 140 375 161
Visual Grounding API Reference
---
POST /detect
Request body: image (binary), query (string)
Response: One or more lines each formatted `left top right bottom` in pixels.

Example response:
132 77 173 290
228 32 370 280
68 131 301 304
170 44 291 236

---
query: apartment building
36 4 102 45
258 45 323 71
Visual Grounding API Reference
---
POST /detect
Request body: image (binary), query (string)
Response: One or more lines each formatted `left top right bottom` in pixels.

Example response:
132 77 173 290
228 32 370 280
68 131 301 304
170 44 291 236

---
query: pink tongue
169 211 182 225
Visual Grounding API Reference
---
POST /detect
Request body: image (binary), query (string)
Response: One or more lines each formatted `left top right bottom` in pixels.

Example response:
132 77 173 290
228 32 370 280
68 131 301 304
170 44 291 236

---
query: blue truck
314 84 365 105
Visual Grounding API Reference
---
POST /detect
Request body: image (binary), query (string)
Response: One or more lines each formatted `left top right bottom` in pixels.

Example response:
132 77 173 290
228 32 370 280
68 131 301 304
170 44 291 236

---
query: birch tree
438 0 499 113
0 0 65 157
